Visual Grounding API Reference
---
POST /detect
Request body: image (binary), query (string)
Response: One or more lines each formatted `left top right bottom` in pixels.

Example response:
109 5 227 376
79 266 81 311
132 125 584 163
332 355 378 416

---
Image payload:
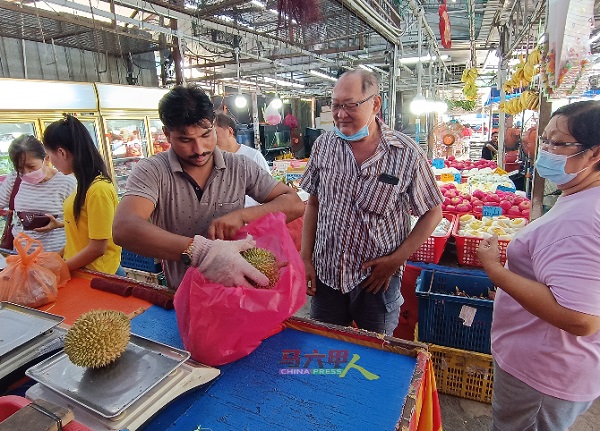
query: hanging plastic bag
265 101 282 125
175 212 306 366
0 233 70 308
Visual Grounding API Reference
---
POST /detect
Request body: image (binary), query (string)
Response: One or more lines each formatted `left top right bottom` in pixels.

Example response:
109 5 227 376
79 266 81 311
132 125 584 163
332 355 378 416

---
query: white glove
192 234 269 288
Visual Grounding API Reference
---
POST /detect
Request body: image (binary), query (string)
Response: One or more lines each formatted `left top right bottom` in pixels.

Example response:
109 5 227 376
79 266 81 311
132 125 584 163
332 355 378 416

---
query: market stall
1 270 442 431
0 79 104 179
95 84 169 197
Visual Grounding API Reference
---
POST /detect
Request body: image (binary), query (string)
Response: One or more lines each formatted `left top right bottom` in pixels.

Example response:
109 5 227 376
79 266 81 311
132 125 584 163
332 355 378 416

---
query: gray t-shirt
124 147 279 288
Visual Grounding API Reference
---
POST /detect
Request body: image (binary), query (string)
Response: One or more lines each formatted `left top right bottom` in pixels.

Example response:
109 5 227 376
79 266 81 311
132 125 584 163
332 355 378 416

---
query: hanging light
235 94 247 108
271 96 283 109
410 94 429 116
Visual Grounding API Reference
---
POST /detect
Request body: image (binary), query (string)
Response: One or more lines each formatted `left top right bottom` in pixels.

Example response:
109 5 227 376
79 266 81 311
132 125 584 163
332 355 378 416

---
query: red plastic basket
409 214 456 264
452 220 510 267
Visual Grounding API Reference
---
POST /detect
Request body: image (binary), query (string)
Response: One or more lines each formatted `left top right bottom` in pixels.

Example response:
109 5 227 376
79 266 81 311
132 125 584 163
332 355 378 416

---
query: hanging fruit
461 67 479 101
504 48 541 93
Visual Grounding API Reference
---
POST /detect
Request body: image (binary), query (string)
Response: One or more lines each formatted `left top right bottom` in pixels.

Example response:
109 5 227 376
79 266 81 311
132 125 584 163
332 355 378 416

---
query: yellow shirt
63 177 121 274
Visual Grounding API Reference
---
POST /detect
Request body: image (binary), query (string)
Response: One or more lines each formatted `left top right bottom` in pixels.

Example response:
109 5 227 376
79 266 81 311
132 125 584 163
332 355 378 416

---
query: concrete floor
295 298 600 430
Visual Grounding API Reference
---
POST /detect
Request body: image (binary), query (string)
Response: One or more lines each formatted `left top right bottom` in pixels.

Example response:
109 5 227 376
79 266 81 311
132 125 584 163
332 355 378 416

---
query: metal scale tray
0 302 64 378
26 334 190 419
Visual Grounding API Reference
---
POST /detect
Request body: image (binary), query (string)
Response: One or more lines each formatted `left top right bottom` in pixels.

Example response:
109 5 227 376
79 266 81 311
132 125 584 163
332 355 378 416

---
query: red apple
456 203 472 213
519 200 531 211
445 204 456 212
513 196 524 205
499 201 512 211
521 209 530 218
445 190 457 198
450 197 462 206
507 205 521 216
443 197 452 206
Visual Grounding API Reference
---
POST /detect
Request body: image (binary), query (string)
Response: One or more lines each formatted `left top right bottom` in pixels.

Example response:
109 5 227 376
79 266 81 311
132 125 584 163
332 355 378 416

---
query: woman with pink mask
0 135 76 252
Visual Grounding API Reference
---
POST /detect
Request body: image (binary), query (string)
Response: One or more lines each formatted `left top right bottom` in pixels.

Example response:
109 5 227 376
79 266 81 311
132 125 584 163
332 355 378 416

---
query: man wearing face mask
476 100 600 431
299 69 443 335
0 135 76 252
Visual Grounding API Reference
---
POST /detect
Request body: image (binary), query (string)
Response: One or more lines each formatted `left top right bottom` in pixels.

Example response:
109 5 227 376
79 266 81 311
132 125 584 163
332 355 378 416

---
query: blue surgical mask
334 116 374 142
534 149 588 185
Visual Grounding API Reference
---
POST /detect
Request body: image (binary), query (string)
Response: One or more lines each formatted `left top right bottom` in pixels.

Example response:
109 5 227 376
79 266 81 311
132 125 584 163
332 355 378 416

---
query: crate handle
415 270 435 297
427 270 436 295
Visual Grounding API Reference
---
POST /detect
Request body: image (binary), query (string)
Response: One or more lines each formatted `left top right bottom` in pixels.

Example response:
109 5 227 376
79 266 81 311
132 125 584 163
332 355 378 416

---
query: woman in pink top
478 100 600 431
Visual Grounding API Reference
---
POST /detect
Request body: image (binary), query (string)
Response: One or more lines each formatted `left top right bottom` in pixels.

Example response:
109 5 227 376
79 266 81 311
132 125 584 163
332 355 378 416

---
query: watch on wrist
181 240 194 266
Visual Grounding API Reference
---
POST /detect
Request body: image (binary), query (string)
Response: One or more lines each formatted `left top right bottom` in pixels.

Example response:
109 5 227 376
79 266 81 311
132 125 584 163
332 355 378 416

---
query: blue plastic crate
415 269 494 354
121 249 162 273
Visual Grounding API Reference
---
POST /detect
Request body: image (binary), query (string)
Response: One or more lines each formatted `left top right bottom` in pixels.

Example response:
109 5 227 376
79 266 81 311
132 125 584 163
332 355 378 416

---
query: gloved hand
192 234 269 288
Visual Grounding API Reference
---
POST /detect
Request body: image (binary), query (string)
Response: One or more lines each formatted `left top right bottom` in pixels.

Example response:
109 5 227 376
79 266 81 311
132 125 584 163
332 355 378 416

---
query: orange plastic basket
409 214 456 264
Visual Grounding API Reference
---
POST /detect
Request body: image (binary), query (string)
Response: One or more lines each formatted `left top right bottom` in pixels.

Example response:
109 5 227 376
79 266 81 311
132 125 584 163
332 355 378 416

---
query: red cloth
283 113 299 129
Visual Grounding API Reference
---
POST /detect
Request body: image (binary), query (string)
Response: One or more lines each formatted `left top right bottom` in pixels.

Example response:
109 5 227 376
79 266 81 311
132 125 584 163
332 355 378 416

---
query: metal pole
497 56 506 169
388 43 399 129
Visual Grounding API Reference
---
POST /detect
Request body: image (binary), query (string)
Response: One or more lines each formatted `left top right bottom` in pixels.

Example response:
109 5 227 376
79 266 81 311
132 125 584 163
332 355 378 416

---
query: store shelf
113 156 144 162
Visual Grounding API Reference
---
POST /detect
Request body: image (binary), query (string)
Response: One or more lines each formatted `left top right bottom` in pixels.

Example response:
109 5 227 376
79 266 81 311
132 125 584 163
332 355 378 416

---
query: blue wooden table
131 306 430 431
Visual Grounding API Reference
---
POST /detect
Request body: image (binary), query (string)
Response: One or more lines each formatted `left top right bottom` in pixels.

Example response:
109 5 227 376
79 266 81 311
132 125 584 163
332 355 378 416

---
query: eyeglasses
331 94 376 113
539 136 583 151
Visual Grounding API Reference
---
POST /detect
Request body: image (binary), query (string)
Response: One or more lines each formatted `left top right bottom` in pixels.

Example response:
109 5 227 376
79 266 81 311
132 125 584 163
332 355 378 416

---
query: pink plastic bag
174 212 306 366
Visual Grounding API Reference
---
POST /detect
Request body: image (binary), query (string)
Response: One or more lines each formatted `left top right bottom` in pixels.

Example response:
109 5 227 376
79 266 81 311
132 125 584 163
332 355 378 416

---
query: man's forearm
113 217 192 261
242 191 305 223
300 196 318 261
392 206 442 262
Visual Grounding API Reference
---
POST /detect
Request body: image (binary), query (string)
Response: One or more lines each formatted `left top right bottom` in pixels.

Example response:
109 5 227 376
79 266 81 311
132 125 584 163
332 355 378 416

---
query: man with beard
113 85 304 289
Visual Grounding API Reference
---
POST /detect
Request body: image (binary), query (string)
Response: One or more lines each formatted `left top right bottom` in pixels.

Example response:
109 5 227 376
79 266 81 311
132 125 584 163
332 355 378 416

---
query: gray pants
310 276 403 336
492 361 593 431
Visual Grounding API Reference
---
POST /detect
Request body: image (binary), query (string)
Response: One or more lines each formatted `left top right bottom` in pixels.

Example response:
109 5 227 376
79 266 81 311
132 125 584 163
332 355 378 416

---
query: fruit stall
0 269 440 431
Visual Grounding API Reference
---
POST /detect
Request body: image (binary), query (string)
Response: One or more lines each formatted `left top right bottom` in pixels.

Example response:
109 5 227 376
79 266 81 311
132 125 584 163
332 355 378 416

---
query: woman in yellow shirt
43 115 123 275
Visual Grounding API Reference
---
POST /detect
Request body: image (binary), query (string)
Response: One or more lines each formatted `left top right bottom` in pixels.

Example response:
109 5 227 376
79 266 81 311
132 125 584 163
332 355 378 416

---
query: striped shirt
0 171 77 252
299 119 443 293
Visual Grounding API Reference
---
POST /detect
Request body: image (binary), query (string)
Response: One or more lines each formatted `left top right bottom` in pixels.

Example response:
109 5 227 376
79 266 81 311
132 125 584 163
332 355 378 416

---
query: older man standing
300 69 443 335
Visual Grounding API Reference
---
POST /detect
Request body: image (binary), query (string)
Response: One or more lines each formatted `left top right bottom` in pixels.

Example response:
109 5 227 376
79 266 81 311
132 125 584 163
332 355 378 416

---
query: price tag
453 173 462 183
497 184 516 193
493 167 508 175
440 173 455 182
482 205 502 217
432 158 445 169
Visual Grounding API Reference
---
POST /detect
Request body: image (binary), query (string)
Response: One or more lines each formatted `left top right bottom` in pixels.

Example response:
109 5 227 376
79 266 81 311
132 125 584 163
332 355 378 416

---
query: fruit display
240 247 280 288
456 214 528 240
64 310 131 368
467 169 515 192
439 182 531 218
440 156 497 171
410 215 453 236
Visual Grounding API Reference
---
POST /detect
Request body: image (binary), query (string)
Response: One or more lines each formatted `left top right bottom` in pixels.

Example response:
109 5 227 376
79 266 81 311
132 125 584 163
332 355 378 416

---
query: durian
240 247 280 289
64 310 131 368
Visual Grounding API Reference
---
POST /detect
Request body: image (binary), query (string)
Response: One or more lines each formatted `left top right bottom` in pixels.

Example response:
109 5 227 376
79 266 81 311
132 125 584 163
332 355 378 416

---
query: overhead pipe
405 0 451 75
333 0 402 43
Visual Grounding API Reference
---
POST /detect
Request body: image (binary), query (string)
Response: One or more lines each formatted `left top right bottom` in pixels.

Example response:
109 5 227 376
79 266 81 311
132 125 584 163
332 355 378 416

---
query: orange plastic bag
0 233 70 308
174 212 306 366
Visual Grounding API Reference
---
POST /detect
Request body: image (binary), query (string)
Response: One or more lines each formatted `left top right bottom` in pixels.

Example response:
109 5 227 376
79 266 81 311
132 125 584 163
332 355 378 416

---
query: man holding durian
113 85 304 289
